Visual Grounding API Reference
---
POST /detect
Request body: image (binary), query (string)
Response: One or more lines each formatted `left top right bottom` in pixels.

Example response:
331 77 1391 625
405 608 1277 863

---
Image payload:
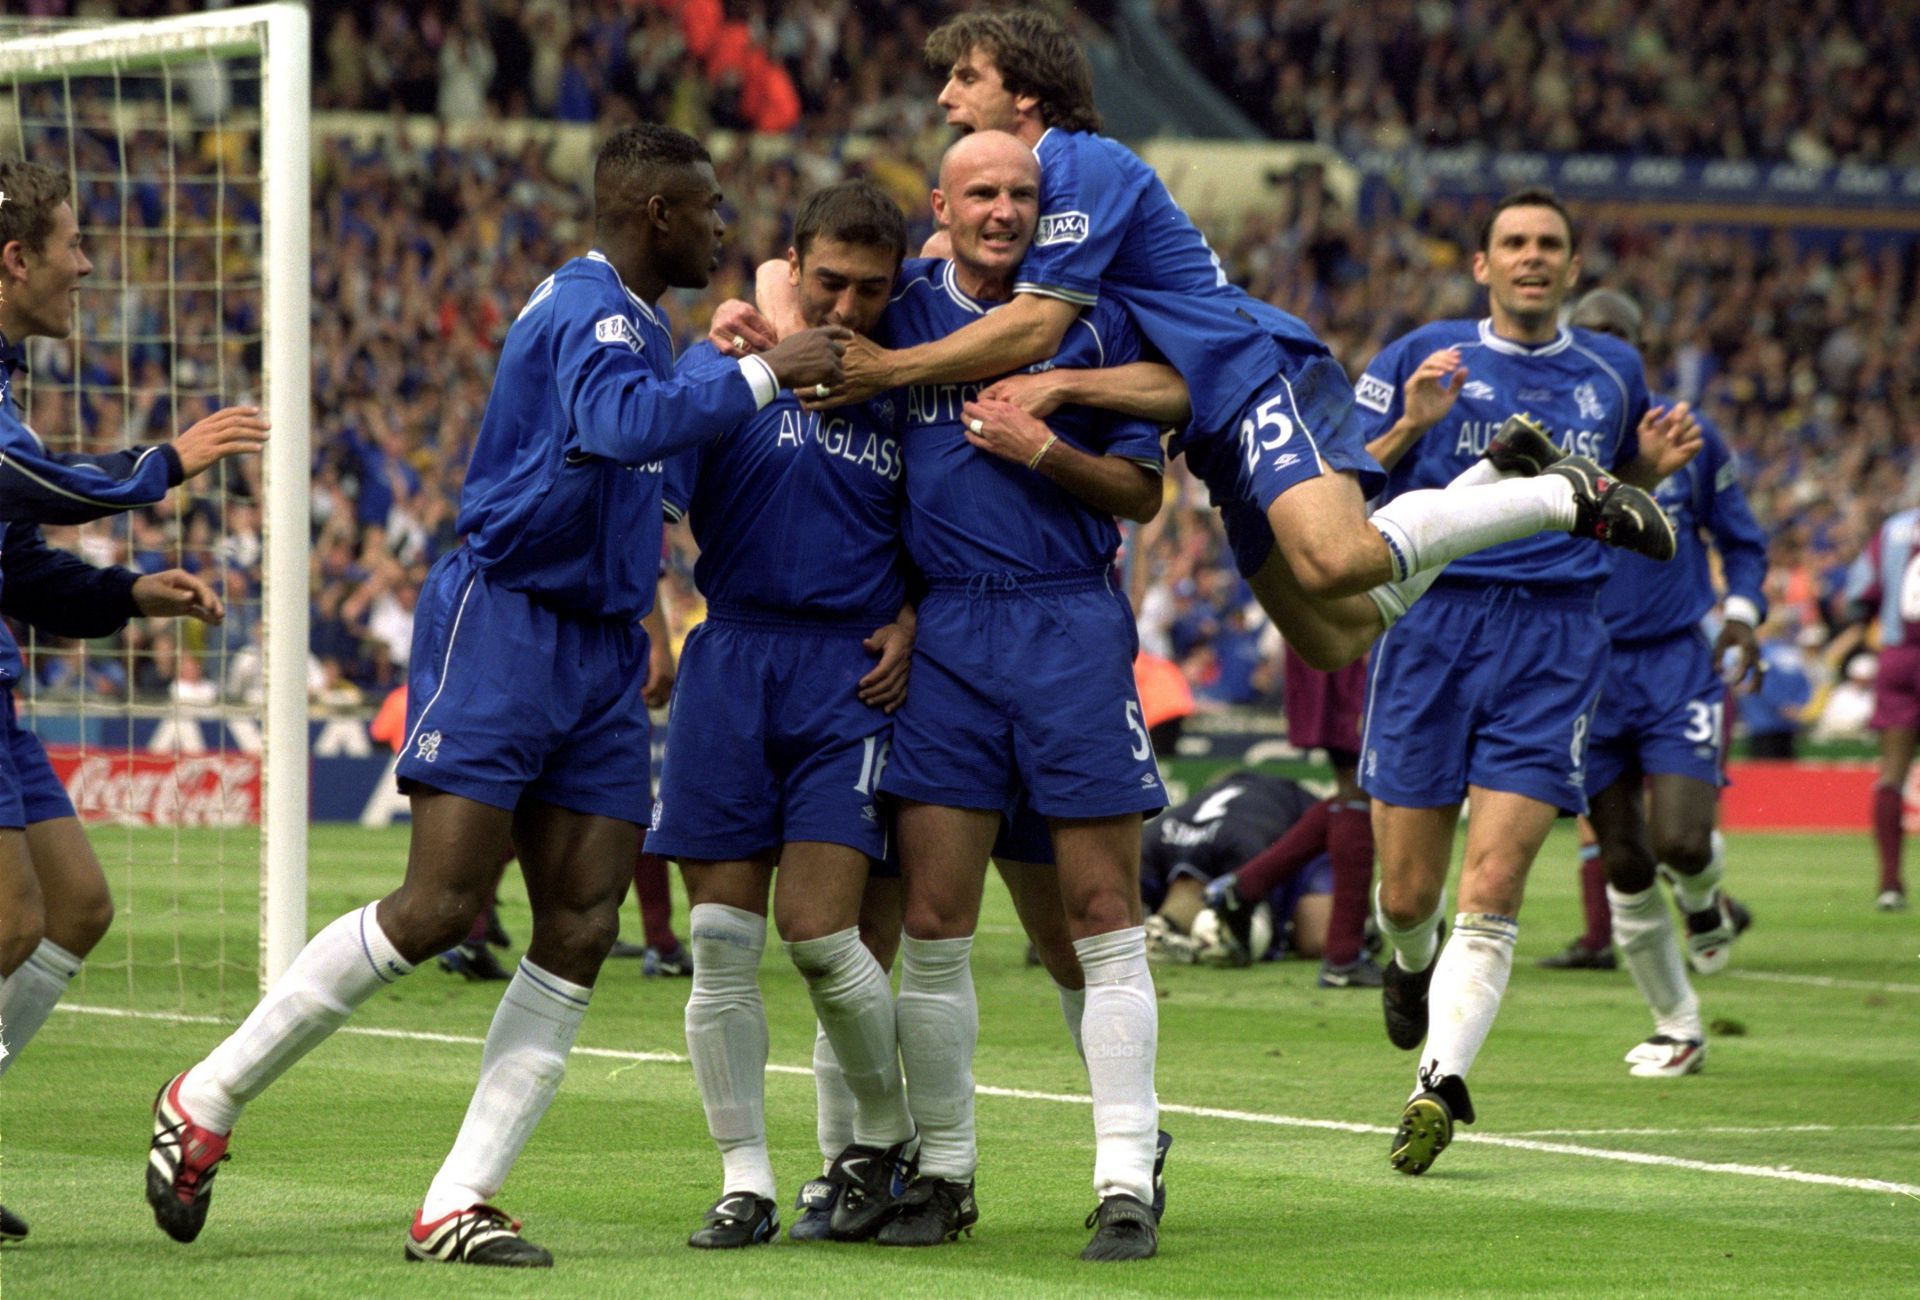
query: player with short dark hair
1356 192 1700 1174
0 154 265 1246
144 123 849 1267
646 178 920 1250
1567 287 1770 1078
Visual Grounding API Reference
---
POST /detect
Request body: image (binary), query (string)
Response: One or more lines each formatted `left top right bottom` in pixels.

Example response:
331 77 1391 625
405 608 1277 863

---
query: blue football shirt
1014 129 1332 438
1600 407 1768 641
663 342 907 623
457 251 769 620
883 257 1163 578
1355 319 1652 586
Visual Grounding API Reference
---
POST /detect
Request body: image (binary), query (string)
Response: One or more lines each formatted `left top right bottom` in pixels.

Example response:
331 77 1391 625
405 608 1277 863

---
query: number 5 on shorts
1126 701 1151 762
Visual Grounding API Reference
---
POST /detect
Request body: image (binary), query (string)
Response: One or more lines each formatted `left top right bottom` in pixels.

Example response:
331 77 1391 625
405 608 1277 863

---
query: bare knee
1377 872 1442 929
380 884 487 963
0 908 46 977
44 878 114 957
1653 825 1714 876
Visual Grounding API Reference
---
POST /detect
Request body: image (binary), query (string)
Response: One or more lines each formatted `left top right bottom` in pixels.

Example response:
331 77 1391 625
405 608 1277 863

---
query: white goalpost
0 4 310 993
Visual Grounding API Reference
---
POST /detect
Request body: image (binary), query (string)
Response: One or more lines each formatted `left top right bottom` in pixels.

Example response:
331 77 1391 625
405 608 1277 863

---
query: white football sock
1056 980 1087 1068
1370 479 1575 581
787 926 913 1147
1668 831 1726 914
1448 458 1508 489
1367 460 1528 627
1366 564 1446 631
181 903 413 1132
810 1023 856 1170
1418 912 1517 1086
895 935 977 1181
684 903 774 1199
0 937 81 1076
1608 885 1702 1041
421 959 591 1220
1074 927 1158 1206
1374 882 1445 973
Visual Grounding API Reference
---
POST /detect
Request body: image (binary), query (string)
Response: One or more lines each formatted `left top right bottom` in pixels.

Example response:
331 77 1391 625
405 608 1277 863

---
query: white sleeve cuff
737 355 777 410
1723 596 1761 627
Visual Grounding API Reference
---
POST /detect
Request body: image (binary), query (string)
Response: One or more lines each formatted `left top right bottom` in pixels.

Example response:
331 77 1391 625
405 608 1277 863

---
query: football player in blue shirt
0 158 267 1246
1568 288 1769 1078
806 9 1673 678
858 130 1179 1263
1355 190 1701 1175
146 125 849 1267
645 180 920 1250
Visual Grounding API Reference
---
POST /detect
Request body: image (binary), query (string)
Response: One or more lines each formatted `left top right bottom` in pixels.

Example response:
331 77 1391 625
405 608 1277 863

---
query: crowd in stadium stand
7 1 1912 747
1172 0 1920 165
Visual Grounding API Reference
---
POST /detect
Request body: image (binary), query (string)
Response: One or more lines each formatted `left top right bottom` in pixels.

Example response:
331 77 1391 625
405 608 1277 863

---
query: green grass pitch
2 824 1916 1296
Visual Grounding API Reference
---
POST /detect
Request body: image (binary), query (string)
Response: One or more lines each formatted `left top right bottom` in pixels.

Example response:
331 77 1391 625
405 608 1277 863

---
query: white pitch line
1724 970 1920 996
1507 1124 1920 1138
55 1004 1920 1200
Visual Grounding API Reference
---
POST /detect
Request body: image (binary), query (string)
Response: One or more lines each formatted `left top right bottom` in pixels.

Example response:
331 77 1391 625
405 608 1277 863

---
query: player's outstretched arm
982 362 1191 426
170 405 270 478
962 397 1161 524
131 570 225 624
825 294 1082 408
568 304 849 464
0 400 253 525
0 521 222 640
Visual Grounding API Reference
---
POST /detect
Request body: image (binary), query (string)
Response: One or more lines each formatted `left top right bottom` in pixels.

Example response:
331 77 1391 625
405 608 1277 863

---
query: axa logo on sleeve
1035 211 1089 247
1354 373 1395 414
595 315 645 352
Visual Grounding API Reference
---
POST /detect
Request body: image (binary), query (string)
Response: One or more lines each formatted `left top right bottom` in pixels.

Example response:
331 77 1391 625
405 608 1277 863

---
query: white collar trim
587 250 661 327
1478 318 1571 357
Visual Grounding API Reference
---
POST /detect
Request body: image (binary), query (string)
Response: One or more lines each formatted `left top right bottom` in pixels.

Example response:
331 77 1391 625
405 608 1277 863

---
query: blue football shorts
1585 628 1729 796
1179 345 1385 579
396 548 653 824
881 569 1167 821
0 689 78 830
649 612 893 863
1360 579 1609 815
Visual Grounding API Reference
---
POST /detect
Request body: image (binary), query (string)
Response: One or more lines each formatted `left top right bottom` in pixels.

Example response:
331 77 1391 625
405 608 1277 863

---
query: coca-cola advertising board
46 747 261 828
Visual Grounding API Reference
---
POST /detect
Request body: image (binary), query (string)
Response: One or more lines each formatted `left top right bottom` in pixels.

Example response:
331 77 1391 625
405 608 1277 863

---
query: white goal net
0 4 309 1002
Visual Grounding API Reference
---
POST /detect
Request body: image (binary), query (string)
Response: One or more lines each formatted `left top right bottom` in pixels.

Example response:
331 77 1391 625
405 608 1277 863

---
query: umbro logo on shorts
415 730 443 763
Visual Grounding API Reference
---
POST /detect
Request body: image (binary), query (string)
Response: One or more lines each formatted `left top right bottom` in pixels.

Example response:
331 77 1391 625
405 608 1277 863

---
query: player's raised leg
411 801 638 1267
877 801 997 1248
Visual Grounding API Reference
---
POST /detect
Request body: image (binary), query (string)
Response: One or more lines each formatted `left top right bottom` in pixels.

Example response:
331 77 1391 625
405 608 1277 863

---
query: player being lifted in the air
764 7 1680 676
